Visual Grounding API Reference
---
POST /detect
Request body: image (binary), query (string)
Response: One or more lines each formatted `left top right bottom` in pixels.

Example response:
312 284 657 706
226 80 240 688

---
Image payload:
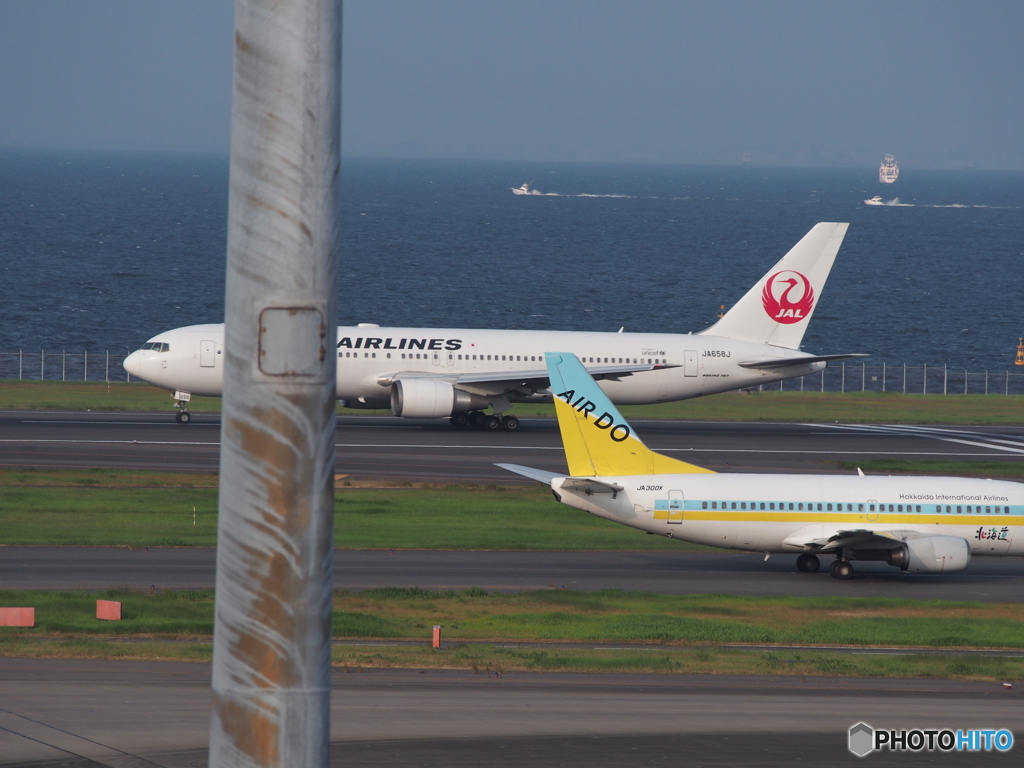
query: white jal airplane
500 353 1023 578
123 222 866 428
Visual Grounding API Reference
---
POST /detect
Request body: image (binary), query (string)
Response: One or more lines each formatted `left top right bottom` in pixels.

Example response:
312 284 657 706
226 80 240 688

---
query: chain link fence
0 351 134 383
766 362 1024 396
2 351 1023 395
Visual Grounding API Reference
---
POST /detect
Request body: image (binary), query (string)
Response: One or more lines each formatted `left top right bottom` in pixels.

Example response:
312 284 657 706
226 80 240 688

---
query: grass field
2 381 1022 424
0 468 709 550
2 588 1022 680
841 460 1024 478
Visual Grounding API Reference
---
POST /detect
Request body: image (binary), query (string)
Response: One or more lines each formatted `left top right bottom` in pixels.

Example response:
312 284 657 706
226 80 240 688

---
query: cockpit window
139 342 170 352
139 342 154 350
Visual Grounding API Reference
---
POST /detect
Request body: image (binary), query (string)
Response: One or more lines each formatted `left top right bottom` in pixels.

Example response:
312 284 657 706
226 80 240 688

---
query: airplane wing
783 528 931 553
382 362 674 396
738 353 870 370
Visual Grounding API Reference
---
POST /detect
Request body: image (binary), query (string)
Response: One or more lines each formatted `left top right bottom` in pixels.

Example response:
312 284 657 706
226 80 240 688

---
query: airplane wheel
469 411 487 428
830 560 853 580
175 411 191 424
501 415 520 432
483 415 502 431
796 553 820 573
450 412 470 427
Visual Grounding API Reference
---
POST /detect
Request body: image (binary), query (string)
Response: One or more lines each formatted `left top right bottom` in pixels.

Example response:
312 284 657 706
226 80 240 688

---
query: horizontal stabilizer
738 353 871 370
495 463 561 485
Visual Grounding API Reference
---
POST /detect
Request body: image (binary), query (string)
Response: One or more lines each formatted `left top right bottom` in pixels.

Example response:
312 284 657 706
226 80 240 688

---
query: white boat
864 196 884 206
879 154 899 184
511 182 533 195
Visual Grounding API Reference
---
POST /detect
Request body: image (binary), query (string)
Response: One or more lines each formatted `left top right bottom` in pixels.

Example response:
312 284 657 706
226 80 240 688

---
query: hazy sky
2 1 1022 168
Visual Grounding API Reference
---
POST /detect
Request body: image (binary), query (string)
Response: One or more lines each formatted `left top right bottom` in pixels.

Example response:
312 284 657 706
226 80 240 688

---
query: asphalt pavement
1 658 1019 767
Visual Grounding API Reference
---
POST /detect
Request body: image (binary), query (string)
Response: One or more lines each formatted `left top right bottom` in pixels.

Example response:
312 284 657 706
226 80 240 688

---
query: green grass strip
0 471 709 550
841 460 1024 478
2 381 1022 424
3 589 1022 650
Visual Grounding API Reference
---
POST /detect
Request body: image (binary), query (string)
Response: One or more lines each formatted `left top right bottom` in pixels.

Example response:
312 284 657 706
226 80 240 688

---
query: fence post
1007 372 1010 396
19 350 22 380
800 375 803 392
964 370 968 395
84 350 88 381
861 362 865 392
984 369 988 395
821 368 824 393
841 362 845 393
40 350 44 381
902 363 905 394
943 364 947 395
105 351 109 383
883 362 886 392
923 364 927 394
62 350 66 381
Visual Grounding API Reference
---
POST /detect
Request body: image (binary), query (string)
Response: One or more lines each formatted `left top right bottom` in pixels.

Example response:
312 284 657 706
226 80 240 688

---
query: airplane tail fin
545 352 714 477
699 222 849 349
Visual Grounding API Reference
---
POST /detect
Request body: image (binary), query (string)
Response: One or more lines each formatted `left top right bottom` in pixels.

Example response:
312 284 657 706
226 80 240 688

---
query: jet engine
884 536 971 574
390 379 489 419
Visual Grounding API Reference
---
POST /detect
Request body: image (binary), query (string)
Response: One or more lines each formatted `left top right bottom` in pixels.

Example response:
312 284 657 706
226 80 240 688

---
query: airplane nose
123 351 143 378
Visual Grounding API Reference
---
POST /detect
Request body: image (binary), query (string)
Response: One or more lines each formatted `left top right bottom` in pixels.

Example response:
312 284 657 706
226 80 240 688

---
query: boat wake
864 196 1019 209
512 182 633 198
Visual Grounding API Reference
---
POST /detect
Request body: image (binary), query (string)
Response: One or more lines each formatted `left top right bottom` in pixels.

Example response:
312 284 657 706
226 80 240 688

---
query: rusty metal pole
209 1 340 766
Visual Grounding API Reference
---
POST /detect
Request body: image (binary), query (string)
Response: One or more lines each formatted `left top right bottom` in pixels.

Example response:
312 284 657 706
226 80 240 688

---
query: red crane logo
762 270 814 324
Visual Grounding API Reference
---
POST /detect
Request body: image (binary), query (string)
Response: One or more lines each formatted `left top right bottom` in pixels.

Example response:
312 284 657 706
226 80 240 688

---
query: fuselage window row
696 501 1012 514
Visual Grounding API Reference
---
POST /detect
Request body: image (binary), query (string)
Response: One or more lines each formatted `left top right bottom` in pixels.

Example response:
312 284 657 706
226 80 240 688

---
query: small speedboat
864 196 885 206
511 182 533 195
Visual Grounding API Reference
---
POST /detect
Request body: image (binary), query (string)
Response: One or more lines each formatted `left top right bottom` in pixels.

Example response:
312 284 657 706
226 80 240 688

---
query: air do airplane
499 353 1023 578
123 222 866 430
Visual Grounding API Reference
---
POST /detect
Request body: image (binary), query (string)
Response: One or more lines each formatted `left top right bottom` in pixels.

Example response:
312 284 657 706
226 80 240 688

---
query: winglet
545 352 714 477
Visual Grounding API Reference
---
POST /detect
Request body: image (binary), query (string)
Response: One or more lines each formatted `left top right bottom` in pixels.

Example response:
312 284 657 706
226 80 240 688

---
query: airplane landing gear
173 391 192 425
829 559 854 580
454 410 520 431
795 553 820 573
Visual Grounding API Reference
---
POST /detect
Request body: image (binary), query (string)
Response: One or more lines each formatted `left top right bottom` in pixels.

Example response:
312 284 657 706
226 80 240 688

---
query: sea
1 149 1022 373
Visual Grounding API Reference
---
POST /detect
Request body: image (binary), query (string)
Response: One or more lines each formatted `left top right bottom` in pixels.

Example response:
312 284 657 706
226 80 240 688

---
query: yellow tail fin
546 353 714 477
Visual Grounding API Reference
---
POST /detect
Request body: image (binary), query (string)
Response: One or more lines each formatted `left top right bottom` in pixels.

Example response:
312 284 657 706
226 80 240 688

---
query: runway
3 547 1022 602
1 658 1019 767
2 410 1024 482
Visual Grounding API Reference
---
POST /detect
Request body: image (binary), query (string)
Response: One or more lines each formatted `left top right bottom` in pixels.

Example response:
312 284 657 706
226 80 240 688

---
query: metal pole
209 1 340 767
861 362 865 392
841 362 845 393
62 350 66 381
902 363 905 394
40 350 44 381
985 369 988 395
84 350 88 381
964 370 968 395
19 350 22 380
923 364 927 394
882 362 886 393
821 367 824 392
943 364 947 395
106 351 109 383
